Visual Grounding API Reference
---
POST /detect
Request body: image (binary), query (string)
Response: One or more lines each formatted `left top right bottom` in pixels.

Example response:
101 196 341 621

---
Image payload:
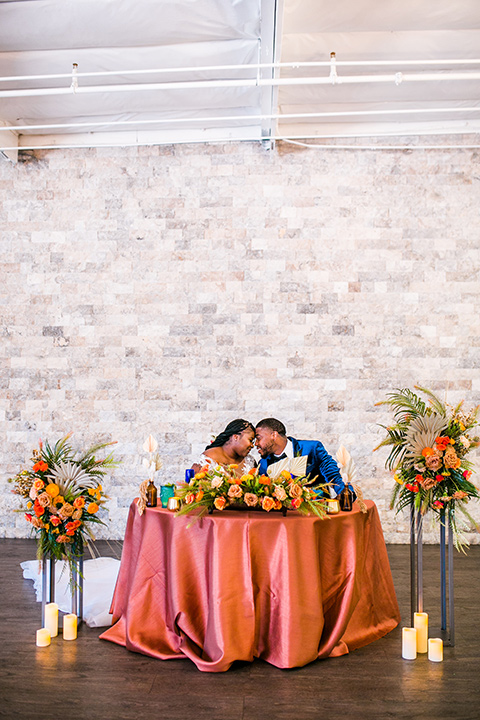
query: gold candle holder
166 496 181 512
325 498 340 514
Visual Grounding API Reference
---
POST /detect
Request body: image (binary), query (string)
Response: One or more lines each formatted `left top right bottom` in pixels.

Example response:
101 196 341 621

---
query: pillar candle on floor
402 627 417 659
414 612 428 653
44 602 58 638
63 614 77 640
36 628 51 647
428 638 443 662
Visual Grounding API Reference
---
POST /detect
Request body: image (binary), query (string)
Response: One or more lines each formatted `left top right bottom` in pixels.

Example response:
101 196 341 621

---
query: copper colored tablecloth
100 500 400 672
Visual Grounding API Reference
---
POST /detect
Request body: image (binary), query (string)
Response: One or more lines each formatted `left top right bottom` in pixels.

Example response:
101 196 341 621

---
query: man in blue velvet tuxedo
255 418 353 498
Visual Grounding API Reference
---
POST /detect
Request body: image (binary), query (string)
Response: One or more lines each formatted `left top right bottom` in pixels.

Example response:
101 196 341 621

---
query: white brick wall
1 140 479 543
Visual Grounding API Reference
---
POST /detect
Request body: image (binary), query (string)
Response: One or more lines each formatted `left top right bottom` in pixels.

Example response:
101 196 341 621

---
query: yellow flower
394 474 404 485
88 488 96 496
45 483 60 498
52 528 59 534
27 501 33 509
87 502 99 514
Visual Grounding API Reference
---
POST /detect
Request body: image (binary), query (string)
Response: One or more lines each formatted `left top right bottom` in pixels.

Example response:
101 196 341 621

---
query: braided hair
205 419 255 450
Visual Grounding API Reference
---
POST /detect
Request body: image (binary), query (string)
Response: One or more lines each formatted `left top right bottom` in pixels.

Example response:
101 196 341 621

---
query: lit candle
44 602 59 638
63 613 77 641
428 638 443 662
36 628 51 647
402 627 417 659
414 612 428 653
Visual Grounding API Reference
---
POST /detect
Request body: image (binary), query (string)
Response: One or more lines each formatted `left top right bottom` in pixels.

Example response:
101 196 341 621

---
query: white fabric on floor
21 557 120 627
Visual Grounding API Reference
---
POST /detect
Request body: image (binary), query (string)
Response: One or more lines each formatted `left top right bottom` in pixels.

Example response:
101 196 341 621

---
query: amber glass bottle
146 480 157 507
339 485 353 512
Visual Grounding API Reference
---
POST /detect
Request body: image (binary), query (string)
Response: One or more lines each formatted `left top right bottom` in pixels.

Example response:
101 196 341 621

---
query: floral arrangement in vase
375 386 479 546
175 463 328 519
8 434 117 565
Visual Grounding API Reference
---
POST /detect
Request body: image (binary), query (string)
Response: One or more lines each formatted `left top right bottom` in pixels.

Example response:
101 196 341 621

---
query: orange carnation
421 447 435 457
258 475 271 486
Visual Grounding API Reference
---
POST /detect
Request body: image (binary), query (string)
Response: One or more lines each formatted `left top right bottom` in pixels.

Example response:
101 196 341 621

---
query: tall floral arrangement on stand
375 386 480 548
8 434 117 567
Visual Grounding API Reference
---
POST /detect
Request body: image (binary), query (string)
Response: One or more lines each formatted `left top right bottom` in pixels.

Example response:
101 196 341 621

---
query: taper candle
428 638 443 662
402 627 417 659
44 602 58 638
36 628 51 647
414 612 428 653
63 613 77 641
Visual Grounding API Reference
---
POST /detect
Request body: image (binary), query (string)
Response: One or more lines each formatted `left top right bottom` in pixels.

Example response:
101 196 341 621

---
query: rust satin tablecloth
100 499 400 672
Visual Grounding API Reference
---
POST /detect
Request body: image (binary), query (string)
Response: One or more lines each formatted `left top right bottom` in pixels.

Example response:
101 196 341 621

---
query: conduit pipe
1 57 480 83
2 71 480 99
2 105 480 133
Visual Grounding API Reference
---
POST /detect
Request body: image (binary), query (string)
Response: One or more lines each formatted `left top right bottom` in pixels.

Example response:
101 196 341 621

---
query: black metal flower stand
410 505 455 646
41 554 84 628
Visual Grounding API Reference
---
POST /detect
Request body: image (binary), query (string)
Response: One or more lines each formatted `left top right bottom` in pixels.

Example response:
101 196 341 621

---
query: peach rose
33 479 45 492
452 490 468 500
288 483 303 499
262 496 275 512
273 485 287 501
72 509 82 521
210 476 223 489
425 451 443 471
214 496 227 511
228 484 243 499
31 516 45 529
73 496 85 509
185 492 195 505
36 492 52 508
56 535 72 543
444 447 461 470
244 493 258 507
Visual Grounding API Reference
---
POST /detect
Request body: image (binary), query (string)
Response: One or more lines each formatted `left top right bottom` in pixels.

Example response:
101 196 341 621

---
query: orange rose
274 500 283 510
33 479 45 492
291 498 302 509
33 461 48 473
45 483 60 498
87 502 99 514
185 492 195 505
258 475 271 486
73 497 85 509
34 501 45 517
214 496 227 511
262 496 275 512
50 516 61 527
195 490 204 502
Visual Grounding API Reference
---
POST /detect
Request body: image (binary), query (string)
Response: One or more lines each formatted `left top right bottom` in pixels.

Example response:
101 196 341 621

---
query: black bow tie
267 453 287 465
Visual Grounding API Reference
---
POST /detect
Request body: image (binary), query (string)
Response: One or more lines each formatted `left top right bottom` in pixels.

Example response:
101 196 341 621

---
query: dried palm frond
403 414 447 462
47 461 98 497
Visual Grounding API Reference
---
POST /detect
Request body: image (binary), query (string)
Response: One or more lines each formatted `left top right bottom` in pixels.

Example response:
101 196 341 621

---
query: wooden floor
0 539 479 720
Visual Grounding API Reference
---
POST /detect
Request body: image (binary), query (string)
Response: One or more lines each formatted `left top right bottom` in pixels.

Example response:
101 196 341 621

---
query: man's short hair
255 418 286 436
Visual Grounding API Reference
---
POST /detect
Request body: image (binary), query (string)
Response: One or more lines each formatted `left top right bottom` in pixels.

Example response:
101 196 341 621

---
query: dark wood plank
0 539 479 720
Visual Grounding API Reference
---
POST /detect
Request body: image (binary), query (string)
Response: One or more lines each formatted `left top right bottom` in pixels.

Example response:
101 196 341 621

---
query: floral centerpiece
175 463 328 519
375 386 480 546
8 434 117 566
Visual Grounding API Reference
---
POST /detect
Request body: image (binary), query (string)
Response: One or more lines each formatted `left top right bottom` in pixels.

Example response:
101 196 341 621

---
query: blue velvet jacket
258 437 354 498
